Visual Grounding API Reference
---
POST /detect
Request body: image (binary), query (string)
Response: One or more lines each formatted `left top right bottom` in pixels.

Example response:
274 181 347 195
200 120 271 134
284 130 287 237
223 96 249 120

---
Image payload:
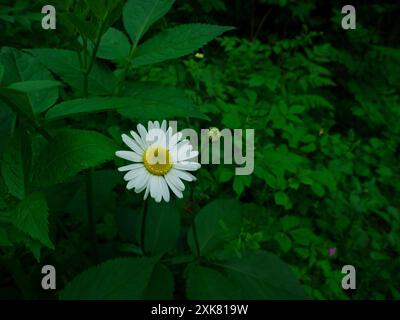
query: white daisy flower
116 120 201 203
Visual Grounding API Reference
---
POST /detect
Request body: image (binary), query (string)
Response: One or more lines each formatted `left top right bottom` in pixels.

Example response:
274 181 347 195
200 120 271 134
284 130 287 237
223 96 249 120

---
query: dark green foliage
0 0 399 300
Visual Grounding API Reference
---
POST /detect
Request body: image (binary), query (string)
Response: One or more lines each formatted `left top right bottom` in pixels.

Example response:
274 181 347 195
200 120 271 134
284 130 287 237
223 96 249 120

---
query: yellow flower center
143 146 173 176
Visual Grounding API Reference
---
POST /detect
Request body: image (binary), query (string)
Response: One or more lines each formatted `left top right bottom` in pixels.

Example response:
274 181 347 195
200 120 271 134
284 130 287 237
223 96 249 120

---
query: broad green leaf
123 0 174 44
45 97 127 121
0 47 58 114
143 263 174 299
63 169 120 222
142 201 180 256
0 101 16 157
61 13 97 42
11 193 53 249
85 0 108 18
7 80 61 93
0 63 4 83
1 129 31 199
59 257 158 299
32 129 117 187
25 239 42 262
28 49 117 95
186 264 239 299
98 27 131 61
0 227 12 246
131 24 234 67
222 250 309 299
45 84 207 121
187 199 241 255
118 82 208 120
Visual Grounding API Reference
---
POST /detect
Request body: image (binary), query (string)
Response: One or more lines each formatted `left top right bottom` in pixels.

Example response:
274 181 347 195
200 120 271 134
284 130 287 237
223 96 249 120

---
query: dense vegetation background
0 0 399 300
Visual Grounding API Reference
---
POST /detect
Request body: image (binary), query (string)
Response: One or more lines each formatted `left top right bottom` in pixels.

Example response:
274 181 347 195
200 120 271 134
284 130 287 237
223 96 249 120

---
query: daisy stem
85 168 98 261
80 20 106 261
140 199 149 255
190 186 201 258
192 217 201 259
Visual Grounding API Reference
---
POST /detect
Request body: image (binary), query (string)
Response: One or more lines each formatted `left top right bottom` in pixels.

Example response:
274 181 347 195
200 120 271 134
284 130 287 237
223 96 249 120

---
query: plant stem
116 42 139 95
192 215 201 259
140 199 149 255
80 19 107 260
82 19 106 97
85 168 97 261
189 186 201 258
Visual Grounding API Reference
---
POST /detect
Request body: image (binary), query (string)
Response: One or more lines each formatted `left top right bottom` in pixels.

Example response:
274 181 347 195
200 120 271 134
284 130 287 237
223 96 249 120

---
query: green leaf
28 49 117 95
1 129 31 199
10 193 53 249
123 0 175 44
274 191 292 210
131 24 234 67
119 83 208 120
143 263 174 299
0 63 4 83
7 80 61 93
222 250 309 299
218 167 234 183
59 257 158 299
45 97 126 121
186 264 239 299
98 27 131 61
143 201 180 256
274 232 292 253
0 227 12 246
289 228 317 246
61 13 97 42
281 216 300 231
32 129 117 187
45 84 207 121
233 175 252 196
187 199 241 255
25 239 42 262
0 101 16 157
0 47 58 114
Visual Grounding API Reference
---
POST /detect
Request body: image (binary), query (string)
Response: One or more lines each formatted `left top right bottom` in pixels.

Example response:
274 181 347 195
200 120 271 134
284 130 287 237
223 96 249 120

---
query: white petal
169 132 182 148
170 168 196 182
154 121 160 129
130 130 146 150
161 120 167 132
165 174 183 198
149 175 160 202
170 139 189 155
118 163 144 172
177 150 198 162
123 167 145 181
156 177 163 202
148 121 154 130
137 124 148 146
160 177 170 202
116 151 142 162
126 179 137 190
122 134 143 155
144 184 150 200
165 170 185 191
135 171 150 192
174 161 201 171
